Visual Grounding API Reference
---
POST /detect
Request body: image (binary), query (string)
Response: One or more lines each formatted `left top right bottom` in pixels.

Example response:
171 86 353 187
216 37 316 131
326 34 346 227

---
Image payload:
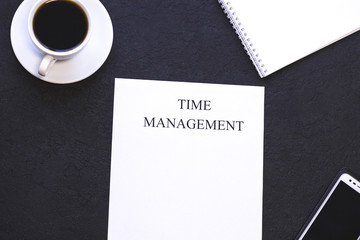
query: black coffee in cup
33 0 89 52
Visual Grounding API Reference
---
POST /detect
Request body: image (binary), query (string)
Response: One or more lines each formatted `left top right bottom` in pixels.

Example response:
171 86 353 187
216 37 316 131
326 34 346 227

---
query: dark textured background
2 0 360 239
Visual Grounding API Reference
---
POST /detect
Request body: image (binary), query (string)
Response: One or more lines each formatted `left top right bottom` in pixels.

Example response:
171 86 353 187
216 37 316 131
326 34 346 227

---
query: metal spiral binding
218 0 267 77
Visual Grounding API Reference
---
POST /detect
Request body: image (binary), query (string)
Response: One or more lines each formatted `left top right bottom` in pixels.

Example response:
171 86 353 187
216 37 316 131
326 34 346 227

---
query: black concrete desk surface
2 0 360 239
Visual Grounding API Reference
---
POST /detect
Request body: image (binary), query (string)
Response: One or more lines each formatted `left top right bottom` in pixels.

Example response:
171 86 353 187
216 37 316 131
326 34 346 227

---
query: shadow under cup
28 0 92 76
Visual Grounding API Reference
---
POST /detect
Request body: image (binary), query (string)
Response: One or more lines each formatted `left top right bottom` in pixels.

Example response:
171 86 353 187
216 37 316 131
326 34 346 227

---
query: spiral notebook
219 0 360 77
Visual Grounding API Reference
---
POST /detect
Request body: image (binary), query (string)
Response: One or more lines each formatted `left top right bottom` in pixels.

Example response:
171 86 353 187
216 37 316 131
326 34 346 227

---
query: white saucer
10 0 113 84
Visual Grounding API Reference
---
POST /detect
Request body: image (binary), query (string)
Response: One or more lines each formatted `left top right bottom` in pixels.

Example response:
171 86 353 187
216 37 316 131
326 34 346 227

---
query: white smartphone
296 171 360 240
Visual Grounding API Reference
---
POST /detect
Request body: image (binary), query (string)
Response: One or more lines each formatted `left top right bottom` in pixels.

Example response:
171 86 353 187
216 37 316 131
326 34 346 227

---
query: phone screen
301 180 360 240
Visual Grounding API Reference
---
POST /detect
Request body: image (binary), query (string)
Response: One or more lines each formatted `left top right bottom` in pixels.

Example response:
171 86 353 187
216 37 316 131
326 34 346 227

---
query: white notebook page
220 0 360 77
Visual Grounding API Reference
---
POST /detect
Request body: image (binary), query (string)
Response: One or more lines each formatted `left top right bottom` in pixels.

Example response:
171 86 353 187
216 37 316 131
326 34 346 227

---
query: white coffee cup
28 0 92 76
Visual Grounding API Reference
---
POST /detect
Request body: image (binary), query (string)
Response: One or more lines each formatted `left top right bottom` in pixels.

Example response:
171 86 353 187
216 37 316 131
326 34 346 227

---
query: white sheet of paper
108 78 264 240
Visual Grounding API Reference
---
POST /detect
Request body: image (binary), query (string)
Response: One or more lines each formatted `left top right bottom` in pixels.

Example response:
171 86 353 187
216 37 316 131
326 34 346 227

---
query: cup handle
38 54 57 76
